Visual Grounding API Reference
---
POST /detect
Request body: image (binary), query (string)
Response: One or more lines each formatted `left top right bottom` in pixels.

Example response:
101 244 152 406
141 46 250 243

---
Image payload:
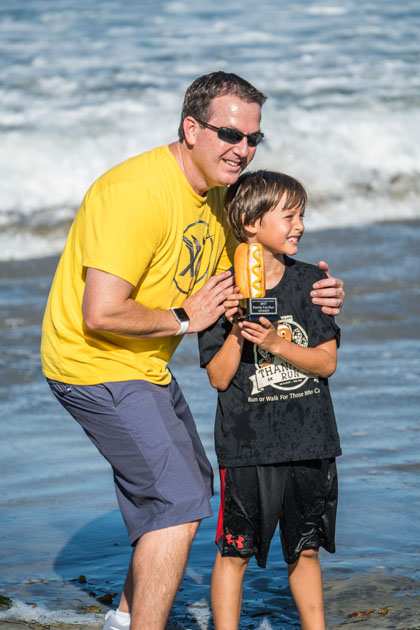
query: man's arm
205 324 243 391
239 318 337 378
82 267 234 337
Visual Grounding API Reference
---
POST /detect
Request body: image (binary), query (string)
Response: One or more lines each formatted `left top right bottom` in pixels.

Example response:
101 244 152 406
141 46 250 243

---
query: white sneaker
103 609 131 630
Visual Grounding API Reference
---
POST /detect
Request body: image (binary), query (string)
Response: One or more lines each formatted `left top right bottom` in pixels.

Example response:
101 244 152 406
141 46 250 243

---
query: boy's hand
224 286 245 323
311 261 345 316
239 317 279 352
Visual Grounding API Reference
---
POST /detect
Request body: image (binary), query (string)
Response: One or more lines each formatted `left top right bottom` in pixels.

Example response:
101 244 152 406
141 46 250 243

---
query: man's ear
183 116 200 147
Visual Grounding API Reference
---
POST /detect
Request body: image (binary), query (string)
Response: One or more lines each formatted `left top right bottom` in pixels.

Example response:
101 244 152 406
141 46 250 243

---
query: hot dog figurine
233 243 278 321
233 242 265 299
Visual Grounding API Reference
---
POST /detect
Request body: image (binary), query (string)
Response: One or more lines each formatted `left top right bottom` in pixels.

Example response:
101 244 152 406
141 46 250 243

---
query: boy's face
249 195 305 256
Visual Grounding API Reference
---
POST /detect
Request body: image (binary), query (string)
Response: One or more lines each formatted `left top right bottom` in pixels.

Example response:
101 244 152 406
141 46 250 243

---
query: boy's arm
239 318 337 378
205 324 244 391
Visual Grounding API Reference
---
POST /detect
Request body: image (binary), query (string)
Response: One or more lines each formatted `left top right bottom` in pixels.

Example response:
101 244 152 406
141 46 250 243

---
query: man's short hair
178 71 267 141
225 170 307 242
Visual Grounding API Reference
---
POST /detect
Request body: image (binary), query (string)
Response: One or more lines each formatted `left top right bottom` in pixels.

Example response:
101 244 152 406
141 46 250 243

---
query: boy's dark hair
178 71 267 141
225 170 307 242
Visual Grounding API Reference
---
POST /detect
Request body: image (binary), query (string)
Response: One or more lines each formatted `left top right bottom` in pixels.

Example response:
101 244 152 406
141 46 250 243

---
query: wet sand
325 573 420 628
2 572 420 629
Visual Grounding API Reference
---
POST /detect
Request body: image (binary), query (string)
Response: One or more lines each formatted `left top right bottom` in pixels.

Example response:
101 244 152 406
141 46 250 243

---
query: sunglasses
195 118 264 147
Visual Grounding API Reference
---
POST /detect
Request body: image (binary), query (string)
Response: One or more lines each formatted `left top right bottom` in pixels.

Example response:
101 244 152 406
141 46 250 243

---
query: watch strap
170 308 190 335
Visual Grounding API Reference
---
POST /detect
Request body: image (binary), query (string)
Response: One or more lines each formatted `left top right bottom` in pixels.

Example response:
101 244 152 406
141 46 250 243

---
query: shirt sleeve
81 181 165 287
303 270 341 349
197 316 232 368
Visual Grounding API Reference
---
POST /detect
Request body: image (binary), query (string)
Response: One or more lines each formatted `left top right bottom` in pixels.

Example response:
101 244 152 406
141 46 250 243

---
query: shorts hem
129 502 213 545
284 541 336 565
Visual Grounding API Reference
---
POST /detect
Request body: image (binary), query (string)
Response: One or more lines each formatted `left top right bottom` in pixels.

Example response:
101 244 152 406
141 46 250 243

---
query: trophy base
240 297 278 322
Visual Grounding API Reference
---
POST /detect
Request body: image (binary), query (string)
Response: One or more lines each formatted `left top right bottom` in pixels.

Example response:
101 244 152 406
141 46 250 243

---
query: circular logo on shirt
173 220 214 295
250 316 310 393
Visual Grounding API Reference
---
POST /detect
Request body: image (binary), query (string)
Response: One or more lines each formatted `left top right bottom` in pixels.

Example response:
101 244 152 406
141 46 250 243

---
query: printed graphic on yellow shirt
174 219 214 294
250 316 311 394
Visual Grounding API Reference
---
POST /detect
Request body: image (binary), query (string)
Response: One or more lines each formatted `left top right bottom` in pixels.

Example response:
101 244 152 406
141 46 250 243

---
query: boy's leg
211 466 284 629
288 549 325 630
211 552 249 630
279 459 338 630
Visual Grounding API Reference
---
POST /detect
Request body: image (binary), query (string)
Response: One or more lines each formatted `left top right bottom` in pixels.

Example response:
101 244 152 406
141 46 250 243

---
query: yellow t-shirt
41 145 234 385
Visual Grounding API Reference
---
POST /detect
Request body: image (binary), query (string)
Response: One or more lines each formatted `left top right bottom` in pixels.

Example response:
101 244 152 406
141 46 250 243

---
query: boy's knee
218 554 250 571
300 548 319 560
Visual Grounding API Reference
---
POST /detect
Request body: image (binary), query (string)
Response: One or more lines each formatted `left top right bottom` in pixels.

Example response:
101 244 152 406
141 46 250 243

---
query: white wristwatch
170 307 190 335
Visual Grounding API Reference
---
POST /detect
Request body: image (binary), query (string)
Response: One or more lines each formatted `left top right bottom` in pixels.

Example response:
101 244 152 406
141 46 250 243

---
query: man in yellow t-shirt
41 71 345 630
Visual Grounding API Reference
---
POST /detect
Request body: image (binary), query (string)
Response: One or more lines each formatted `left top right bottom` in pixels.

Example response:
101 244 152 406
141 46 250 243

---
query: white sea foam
306 5 348 16
0 600 102 625
1 101 418 260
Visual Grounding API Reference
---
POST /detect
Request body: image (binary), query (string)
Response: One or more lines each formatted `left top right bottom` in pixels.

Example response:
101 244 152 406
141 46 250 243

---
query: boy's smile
248 195 305 258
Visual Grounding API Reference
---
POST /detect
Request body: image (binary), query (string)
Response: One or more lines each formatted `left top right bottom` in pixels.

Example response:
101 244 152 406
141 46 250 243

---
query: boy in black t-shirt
198 171 341 630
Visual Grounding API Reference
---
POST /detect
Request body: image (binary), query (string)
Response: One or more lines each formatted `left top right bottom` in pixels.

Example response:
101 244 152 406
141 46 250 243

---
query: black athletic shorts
215 459 338 567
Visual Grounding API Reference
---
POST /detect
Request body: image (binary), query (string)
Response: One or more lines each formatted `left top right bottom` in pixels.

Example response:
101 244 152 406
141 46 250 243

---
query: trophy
233 243 278 322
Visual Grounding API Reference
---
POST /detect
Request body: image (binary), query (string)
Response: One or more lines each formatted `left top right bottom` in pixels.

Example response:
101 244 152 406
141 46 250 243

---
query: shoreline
0 217 419 276
2 572 420 629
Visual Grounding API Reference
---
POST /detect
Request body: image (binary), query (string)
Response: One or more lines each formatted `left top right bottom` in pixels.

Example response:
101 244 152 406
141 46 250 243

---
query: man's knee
185 519 200 539
136 519 200 548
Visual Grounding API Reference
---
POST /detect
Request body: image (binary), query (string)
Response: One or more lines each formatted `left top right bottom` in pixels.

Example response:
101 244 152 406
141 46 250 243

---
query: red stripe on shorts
215 467 226 544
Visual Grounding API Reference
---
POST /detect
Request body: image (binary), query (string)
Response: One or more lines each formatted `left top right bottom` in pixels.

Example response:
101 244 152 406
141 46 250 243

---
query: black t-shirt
198 257 342 467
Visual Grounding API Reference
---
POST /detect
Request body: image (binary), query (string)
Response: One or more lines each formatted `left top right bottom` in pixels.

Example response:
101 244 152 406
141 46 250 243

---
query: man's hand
223 286 245 323
183 271 234 333
311 260 345 316
239 317 279 353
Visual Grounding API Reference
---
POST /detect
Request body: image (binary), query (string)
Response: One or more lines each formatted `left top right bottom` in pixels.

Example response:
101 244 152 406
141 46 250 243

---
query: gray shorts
47 377 213 544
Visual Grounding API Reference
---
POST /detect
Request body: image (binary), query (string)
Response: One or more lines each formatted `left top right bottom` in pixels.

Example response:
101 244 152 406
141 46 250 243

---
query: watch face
173 308 190 324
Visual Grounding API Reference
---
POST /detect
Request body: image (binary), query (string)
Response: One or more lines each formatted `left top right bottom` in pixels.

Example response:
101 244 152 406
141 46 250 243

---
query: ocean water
1 0 420 260
1 222 419 628
1 0 420 628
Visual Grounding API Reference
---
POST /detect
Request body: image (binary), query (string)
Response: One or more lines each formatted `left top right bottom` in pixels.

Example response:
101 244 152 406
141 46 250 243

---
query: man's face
188 95 262 191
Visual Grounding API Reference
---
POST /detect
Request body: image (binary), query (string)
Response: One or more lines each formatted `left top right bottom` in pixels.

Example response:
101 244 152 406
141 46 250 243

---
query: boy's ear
243 221 258 237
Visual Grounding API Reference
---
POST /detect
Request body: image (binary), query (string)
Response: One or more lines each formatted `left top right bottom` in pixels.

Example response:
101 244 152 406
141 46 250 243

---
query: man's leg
117 556 133 613
47 378 213 628
287 549 325 630
107 522 199 630
129 521 199 630
211 552 249 630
